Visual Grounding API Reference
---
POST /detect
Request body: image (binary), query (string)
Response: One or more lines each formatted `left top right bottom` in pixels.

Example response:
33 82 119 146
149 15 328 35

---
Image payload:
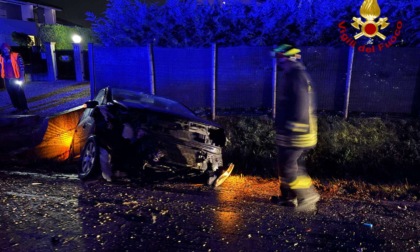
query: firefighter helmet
271 44 301 59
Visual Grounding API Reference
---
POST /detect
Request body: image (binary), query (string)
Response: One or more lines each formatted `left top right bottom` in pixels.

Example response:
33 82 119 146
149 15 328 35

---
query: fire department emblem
351 0 389 40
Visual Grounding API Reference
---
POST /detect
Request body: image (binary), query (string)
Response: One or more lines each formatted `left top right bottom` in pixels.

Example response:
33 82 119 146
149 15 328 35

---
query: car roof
105 87 220 127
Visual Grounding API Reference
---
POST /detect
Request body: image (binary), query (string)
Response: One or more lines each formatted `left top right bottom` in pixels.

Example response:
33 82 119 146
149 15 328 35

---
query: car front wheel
79 136 100 179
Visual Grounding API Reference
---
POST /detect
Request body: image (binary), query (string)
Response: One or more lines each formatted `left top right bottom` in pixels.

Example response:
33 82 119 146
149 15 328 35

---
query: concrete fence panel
88 44 420 117
350 48 420 114
90 46 150 95
217 46 273 108
153 47 213 108
302 47 349 112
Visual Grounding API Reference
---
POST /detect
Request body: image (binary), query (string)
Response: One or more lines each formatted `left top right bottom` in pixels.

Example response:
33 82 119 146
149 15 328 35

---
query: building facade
0 0 60 45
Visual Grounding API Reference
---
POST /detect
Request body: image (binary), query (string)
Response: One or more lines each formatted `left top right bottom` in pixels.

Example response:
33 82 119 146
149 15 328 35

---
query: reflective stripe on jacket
0 52 21 79
276 114 317 148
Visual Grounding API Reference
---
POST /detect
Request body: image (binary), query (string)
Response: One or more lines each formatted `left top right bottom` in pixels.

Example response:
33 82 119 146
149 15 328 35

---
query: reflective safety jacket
0 52 23 79
275 60 317 149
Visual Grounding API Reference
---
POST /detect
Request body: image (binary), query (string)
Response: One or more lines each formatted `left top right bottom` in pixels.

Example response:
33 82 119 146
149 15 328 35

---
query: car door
72 88 108 158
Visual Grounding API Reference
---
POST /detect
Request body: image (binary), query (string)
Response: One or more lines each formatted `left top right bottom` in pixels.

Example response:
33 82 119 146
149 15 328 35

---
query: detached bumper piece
213 163 234 187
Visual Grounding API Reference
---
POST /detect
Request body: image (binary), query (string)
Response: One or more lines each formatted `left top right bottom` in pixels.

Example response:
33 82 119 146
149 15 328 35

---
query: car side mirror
84 100 99 108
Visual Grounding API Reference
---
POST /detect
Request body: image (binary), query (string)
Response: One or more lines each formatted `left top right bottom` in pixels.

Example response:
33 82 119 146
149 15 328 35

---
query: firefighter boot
280 185 298 207
270 185 298 207
294 186 320 213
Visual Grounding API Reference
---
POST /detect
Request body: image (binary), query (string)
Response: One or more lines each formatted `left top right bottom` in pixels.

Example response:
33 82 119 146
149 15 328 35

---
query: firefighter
0 43 29 114
270 44 320 212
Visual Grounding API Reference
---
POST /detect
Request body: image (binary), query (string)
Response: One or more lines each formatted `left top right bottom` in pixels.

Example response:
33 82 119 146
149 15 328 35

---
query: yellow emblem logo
351 0 389 40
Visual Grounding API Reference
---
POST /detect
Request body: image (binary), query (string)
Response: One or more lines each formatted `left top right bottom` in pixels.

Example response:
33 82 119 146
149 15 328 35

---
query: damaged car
71 87 233 186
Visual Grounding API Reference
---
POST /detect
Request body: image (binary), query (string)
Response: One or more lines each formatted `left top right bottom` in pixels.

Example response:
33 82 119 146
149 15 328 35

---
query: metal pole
272 57 277 119
343 46 355 119
211 43 217 120
148 43 156 95
88 43 95 99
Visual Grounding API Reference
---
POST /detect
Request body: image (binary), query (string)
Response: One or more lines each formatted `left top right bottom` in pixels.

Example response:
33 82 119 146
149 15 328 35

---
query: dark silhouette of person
0 43 29 114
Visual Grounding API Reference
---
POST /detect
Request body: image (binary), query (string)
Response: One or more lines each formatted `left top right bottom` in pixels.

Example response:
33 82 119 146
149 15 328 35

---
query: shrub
216 116 276 177
38 24 97 50
309 116 395 179
88 0 420 47
217 115 420 183
310 116 420 183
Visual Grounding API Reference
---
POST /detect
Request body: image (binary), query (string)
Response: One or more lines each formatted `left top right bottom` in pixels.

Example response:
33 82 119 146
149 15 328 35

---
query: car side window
79 89 107 122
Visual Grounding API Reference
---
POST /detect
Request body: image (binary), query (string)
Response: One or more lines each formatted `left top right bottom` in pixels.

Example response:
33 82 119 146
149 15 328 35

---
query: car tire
79 136 100 180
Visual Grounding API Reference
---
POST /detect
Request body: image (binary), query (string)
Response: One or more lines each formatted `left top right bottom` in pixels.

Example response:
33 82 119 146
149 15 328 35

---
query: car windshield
111 88 196 117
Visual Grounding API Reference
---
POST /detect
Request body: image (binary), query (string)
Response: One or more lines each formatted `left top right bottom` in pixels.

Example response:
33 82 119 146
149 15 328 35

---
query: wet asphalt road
0 164 418 251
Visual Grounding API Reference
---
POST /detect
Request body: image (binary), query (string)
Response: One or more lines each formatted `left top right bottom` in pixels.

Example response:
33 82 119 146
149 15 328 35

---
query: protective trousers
276 146 319 209
277 147 305 186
